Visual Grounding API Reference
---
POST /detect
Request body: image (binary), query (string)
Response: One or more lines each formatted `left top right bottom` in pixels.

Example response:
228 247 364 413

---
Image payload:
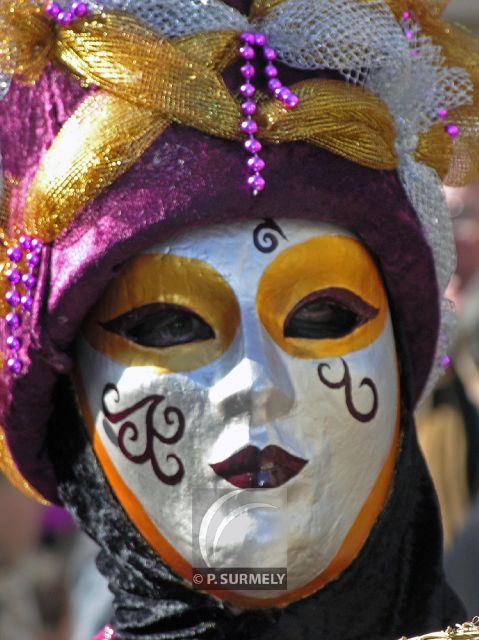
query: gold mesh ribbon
0 10 399 240
0 0 53 84
0 1 477 241
259 80 397 168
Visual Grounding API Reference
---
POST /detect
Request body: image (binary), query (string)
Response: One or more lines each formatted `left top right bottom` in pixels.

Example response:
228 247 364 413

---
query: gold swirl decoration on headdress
1 0 477 242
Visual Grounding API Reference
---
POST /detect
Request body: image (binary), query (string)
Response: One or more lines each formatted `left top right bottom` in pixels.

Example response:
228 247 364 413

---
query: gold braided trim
259 80 397 168
0 0 478 241
400 619 479 640
0 8 398 241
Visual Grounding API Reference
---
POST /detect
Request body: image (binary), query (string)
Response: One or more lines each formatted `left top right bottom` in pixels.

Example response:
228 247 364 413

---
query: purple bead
240 83 255 98
72 1 88 17
58 11 74 26
263 47 277 61
7 357 22 375
441 354 451 369
22 273 37 290
247 156 265 172
273 86 283 98
45 1 61 18
30 238 43 252
405 29 414 40
6 290 21 307
239 45 255 60
285 93 299 109
254 33 267 47
241 32 256 45
268 78 282 92
437 108 448 119
241 100 257 116
278 86 292 101
26 251 41 268
240 119 258 135
21 295 33 313
241 64 255 79
6 335 21 352
402 10 411 19
19 235 32 250
7 246 22 263
265 64 278 78
6 268 21 285
6 312 20 330
445 123 460 138
244 138 262 154
248 174 266 192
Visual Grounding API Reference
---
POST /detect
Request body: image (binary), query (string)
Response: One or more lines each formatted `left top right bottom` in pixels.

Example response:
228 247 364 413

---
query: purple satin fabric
0 36 438 502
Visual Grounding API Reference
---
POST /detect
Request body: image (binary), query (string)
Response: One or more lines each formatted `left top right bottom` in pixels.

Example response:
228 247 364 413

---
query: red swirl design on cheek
101 384 185 485
317 358 378 422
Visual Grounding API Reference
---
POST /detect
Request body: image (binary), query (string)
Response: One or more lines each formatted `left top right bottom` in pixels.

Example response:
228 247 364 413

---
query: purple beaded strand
3 236 43 376
92 625 117 640
45 1 89 25
239 32 299 195
401 10 460 140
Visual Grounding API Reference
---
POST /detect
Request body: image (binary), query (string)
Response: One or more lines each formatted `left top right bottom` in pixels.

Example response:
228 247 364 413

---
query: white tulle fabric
3 0 474 397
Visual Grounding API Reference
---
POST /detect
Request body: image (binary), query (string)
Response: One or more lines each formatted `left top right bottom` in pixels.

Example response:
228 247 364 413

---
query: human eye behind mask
102 303 215 348
284 289 379 340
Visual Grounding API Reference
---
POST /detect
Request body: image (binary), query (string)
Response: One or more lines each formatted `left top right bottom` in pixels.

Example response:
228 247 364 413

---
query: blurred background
415 0 479 623
446 0 479 32
1 3 479 640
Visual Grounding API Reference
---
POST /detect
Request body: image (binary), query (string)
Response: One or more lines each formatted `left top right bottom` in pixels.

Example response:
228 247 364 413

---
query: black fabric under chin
47 377 465 640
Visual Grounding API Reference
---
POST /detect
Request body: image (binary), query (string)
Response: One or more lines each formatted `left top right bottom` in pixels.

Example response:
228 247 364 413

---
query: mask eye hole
284 288 379 340
101 303 215 348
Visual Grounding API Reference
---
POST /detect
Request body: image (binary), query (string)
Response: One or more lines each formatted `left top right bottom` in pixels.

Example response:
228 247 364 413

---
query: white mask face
75 219 399 608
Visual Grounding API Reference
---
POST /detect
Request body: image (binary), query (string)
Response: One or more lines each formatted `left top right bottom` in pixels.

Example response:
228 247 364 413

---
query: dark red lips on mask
210 445 308 488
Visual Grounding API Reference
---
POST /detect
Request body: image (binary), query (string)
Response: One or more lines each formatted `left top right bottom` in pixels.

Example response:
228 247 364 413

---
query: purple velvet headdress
0 0 472 503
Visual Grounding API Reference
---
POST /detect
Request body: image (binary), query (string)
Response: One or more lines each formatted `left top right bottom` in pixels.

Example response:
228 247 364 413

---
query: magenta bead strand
92 625 117 640
239 32 299 194
3 236 43 376
401 11 460 141
44 1 89 24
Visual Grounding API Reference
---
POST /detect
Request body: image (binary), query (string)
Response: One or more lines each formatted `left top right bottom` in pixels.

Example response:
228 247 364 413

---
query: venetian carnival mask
74 218 399 607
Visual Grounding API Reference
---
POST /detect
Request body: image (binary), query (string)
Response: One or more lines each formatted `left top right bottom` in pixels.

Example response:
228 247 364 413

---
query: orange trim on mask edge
74 367 400 609
257 235 388 360
0 427 50 505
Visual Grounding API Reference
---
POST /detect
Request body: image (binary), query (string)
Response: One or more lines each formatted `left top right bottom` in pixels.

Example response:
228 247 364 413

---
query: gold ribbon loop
0 1 478 242
56 15 241 137
0 0 54 83
259 80 398 169
25 92 170 240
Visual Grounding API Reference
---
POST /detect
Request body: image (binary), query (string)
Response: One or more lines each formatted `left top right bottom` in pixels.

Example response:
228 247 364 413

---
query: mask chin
47 375 463 639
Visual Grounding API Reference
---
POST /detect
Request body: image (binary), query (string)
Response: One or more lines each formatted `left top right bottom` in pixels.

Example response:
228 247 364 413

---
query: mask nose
209 338 295 427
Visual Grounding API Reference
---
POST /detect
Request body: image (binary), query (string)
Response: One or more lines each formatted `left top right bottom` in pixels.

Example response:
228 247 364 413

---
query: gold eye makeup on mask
257 235 387 359
83 254 241 372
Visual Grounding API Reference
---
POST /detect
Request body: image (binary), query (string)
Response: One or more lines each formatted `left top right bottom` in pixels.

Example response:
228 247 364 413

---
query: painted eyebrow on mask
253 219 288 253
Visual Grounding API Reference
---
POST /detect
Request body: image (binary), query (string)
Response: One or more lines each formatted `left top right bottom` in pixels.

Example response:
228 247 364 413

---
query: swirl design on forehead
318 358 378 422
253 219 288 253
101 384 185 485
